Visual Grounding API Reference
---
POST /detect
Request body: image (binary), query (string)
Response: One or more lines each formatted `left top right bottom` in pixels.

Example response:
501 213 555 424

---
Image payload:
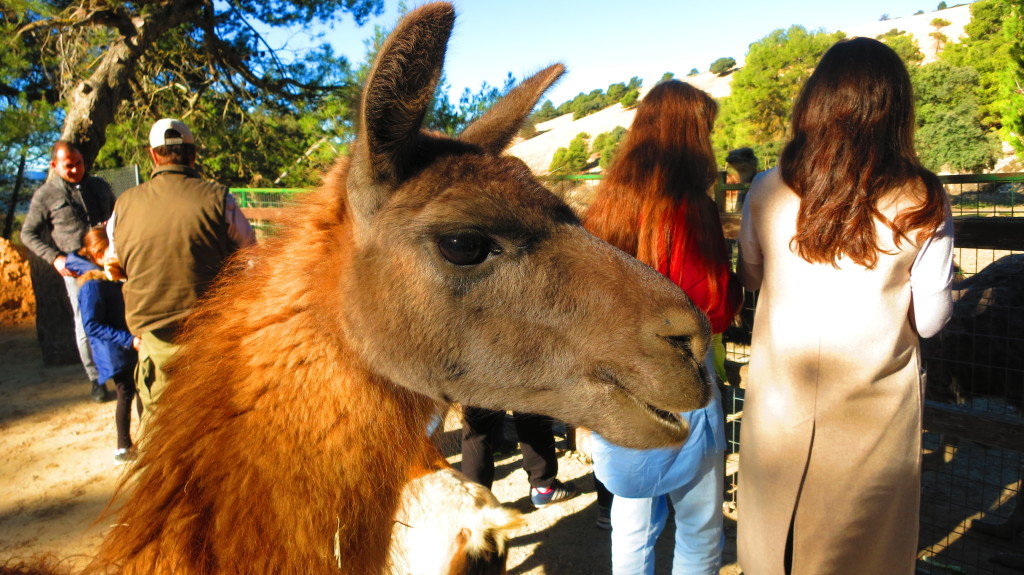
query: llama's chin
590 400 692 449
635 394 692 438
579 362 712 449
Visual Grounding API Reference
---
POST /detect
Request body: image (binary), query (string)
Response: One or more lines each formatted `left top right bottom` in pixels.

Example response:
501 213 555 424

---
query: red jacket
656 198 742 334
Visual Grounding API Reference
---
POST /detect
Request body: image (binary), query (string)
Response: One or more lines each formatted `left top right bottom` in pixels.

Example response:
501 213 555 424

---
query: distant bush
571 90 608 120
619 89 640 108
877 28 924 64
549 132 591 174
532 77 644 124
533 100 560 122
605 83 626 102
593 126 628 170
710 57 736 75
714 25 843 161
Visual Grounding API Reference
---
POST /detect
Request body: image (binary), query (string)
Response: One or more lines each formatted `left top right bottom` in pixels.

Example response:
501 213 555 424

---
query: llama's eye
438 232 494 266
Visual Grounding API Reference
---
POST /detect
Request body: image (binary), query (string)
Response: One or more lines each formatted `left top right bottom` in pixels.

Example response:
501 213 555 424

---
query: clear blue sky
273 0 971 104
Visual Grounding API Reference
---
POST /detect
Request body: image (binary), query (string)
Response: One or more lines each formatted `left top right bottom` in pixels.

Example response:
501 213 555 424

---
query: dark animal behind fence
922 253 1024 413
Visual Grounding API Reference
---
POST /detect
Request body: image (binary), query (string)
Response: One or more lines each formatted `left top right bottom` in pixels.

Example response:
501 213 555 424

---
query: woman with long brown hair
585 79 741 575
736 37 954 575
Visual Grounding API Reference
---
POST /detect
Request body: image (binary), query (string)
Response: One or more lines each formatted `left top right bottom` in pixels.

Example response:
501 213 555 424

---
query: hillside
509 3 973 175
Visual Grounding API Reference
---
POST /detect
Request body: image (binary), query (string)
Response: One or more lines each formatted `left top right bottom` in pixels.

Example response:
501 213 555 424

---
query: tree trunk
60 40 141 167
59 4 198 167
26 246 78 366
3 153 25 239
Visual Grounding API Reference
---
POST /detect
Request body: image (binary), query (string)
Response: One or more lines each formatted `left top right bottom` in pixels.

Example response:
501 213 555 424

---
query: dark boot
91 381 114 403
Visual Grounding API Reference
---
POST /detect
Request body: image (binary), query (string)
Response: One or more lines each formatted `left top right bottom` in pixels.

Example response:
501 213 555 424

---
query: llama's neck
92 189 444 575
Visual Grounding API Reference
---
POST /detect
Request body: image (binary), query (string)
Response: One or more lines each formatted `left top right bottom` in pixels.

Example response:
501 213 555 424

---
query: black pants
111 370 141 450
595 475 614 509
460 408 557 490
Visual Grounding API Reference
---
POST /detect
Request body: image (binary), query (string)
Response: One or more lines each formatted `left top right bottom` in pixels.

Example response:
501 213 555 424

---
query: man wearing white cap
107 118 256 412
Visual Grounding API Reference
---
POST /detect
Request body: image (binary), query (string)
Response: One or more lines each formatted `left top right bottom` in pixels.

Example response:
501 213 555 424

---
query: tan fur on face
342 152 712 442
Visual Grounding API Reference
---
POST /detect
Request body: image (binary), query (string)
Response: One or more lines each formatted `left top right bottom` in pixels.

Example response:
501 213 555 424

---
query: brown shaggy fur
0 557 72 575
58 4 713 574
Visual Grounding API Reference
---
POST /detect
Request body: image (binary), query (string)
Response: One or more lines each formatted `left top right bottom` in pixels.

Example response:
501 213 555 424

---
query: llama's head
339 2 711 449
726 147 759 184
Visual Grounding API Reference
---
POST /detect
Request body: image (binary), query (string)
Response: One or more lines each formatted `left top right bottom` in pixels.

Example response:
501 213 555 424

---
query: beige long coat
736 169 953 575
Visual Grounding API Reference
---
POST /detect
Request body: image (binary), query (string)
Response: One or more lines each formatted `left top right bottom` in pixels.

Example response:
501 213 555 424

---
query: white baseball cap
149 118 195 148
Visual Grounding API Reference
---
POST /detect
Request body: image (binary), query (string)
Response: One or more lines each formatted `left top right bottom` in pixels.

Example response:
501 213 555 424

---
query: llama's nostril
663 335 694 357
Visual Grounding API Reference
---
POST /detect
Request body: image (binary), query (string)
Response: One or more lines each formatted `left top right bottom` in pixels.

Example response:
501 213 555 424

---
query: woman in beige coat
736 37 954 575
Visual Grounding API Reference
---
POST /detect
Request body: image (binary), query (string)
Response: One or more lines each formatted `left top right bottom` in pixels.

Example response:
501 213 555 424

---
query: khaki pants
136 328 180 417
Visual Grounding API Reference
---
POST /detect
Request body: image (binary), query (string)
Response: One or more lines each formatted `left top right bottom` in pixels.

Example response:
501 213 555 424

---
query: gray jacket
21 175 115 264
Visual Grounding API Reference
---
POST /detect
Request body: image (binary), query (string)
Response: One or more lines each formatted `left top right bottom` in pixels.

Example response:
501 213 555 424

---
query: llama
723 147 759 212
923 254 1024 413
725 147 759 185
46 4 712 574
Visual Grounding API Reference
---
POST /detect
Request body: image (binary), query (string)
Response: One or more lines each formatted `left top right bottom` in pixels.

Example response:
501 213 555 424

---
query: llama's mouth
634 397 685 432
635 362 712 434
588 363 706 441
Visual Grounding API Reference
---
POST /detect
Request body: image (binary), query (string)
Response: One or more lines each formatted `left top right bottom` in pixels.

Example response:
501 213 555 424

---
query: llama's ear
348 2 455 224
460 64 565 155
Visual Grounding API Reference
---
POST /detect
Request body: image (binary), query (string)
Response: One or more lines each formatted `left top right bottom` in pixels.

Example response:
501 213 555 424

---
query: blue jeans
610 441 725 575
64 275 98 382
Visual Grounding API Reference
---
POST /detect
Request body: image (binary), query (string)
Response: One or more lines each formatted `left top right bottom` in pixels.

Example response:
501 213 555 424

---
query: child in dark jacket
66 226 142 463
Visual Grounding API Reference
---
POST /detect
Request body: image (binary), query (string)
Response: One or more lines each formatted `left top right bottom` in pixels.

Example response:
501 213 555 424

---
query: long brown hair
781 37 947 269
584 80 725 303
79 226 109 265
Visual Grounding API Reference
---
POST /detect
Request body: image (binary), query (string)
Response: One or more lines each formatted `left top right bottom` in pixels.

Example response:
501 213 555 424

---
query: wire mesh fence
944 173 1023 218
93 165 141 198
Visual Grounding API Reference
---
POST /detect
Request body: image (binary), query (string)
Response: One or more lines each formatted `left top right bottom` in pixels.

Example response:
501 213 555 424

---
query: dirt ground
0 239 35 326
2 245 1021 573
3 318 1023 574
0 322 740 574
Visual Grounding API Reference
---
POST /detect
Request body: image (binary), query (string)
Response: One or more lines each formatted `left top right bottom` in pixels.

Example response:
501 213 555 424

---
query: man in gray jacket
21 140 116 402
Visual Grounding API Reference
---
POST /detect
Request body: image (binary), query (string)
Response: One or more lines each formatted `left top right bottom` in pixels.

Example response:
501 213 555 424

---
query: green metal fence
230 188 308 208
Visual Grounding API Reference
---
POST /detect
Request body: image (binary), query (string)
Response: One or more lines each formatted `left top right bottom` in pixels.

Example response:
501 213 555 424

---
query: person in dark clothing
21 140 116 403
65 226 142 462
460 408 579 507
